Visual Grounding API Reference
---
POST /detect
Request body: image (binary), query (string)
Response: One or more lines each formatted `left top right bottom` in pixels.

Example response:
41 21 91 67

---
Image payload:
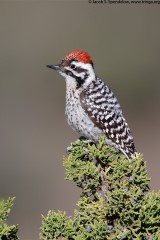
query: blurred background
0 1 160 239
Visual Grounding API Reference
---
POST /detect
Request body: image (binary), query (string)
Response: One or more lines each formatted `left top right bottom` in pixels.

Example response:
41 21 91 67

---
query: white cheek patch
73 71 86 78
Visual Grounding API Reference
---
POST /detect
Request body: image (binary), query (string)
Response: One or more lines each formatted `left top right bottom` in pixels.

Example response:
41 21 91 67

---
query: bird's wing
80 82 136 157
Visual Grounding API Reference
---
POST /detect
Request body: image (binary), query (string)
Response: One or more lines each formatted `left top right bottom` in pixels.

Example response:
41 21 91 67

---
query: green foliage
0 197 19 240
40 136 160 240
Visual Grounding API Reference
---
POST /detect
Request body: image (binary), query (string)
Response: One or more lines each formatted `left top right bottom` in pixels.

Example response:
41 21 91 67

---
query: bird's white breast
65 89 102 141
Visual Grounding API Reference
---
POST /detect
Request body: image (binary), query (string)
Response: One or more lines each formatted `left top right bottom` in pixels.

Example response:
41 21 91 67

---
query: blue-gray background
0 1 160 239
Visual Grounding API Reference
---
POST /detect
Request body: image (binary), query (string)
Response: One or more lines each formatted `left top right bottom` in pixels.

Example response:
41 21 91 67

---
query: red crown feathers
63 50 93 64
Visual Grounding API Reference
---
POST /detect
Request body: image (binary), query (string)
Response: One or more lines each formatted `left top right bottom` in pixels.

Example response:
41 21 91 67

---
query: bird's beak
46 64 61 71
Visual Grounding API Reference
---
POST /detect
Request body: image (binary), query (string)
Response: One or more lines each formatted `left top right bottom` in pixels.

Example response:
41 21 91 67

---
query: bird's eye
70 64 76 70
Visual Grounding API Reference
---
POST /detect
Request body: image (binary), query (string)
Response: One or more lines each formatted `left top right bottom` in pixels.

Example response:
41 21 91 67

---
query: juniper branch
40 136 160 240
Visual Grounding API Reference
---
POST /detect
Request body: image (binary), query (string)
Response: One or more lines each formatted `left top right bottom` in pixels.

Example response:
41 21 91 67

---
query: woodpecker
47 50 136 159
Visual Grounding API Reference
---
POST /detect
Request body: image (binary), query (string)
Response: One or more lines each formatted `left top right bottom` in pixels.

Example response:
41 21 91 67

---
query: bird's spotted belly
65 103 102 142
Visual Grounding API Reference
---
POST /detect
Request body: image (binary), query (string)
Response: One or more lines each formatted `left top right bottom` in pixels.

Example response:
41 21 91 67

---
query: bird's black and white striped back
80 77 136 158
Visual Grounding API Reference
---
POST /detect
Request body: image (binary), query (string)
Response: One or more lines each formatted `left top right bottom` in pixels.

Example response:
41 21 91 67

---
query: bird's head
47 50 96 90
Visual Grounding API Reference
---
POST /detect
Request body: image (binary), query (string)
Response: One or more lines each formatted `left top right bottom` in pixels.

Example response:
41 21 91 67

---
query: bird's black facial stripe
74 67 88 74
65 69 74 77
76 72 89 89
64 69 89 89
76 77 85 89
